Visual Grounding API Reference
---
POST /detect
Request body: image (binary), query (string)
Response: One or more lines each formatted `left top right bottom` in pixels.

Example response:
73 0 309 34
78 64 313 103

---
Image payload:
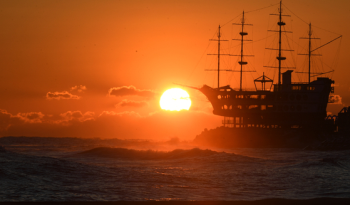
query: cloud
0 109 18 130
17 112 45 123
71 85 87 93
99 110 141 118
59 111 95 123
329 95 342 104
46 91 80 100
0 110 45 131
116 99 148 107
0 108 221 140
108 86 156 98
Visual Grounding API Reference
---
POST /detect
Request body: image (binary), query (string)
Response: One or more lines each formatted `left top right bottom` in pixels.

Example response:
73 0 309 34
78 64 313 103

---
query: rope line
246 3 279 14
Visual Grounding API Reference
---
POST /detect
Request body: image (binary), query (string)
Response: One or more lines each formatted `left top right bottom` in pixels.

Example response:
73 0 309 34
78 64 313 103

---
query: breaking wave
76 147 230 160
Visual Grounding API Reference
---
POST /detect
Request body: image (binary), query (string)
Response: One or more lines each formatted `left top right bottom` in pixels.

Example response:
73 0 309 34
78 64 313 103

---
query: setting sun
160 88 191 111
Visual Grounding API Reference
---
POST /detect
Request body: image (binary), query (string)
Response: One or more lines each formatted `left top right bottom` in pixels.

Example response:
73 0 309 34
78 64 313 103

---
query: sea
0 136 350 201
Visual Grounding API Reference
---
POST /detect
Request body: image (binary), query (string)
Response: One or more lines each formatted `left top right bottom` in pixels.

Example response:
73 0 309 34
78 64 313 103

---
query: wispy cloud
71 85 87 93
0 108 221 140
0 109 18 130
59 111 95 123
108 86 156 98
329 94 343 104
46 91 80 100
98 110 141 118
0 110 45 130
116 99 148 107
17 112 45 123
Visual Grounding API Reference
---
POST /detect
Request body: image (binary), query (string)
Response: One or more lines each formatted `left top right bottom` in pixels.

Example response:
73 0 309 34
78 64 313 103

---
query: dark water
1 137 350 201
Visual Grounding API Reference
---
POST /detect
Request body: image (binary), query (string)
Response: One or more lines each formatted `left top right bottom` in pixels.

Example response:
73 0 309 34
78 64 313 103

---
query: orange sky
0 0 349 140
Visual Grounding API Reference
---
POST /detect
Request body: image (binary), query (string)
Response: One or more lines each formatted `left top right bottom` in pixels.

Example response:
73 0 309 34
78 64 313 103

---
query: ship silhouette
184 1 349 148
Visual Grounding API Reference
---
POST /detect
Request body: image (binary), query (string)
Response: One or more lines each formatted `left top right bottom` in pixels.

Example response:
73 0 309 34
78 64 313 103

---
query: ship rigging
192 1 342 129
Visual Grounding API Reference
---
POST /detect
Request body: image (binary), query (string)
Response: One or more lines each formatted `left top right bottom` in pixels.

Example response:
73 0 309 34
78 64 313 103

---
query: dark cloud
46 91 80 100
108 86 156 98
116 99 148 107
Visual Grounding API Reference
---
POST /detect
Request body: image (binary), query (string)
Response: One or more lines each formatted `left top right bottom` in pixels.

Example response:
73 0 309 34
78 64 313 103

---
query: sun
160 88 191 111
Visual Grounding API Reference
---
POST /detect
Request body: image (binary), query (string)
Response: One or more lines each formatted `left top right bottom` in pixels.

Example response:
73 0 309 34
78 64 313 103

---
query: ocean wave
75 147 229 160
320 157 350 170
281 157 350 171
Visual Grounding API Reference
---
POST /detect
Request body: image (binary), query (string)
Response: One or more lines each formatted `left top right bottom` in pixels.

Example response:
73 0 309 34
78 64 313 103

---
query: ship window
268 105 274 109
261 105 266 110
226 89 231 91
292 86 302 90
237 105 242 110
250 95 259 99
236 95 244 99
218 95 221 99
249 105 258 109
307 86 315 91
229 105 232 110
224 105 228 109
261 95 266 99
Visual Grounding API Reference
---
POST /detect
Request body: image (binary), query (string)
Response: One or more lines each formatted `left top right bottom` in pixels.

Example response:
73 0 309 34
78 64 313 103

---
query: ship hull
193 126 340 149
199 76 334 129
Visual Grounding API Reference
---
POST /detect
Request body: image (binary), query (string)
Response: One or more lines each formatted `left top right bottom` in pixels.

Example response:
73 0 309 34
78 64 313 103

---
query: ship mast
264 1 294 86
217 25 221 88
231 11 254 91
207 25 229 88
277 0 286 85
298 23 322 83
308 23 312 83
298 23 341 82
239 11 248 91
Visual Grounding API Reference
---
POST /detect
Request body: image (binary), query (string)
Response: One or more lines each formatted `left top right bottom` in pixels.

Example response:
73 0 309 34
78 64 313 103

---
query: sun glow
160 88 191 111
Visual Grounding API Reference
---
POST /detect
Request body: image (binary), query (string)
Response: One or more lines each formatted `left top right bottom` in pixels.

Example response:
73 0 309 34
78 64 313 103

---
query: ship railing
222 88 262 92
273 84 318 92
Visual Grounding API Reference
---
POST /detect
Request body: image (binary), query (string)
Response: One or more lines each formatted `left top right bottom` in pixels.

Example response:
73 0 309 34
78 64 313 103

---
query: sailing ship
192 1 345 132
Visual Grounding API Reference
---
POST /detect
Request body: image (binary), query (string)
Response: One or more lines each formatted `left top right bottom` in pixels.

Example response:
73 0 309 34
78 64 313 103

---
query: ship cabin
200 70 334 129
